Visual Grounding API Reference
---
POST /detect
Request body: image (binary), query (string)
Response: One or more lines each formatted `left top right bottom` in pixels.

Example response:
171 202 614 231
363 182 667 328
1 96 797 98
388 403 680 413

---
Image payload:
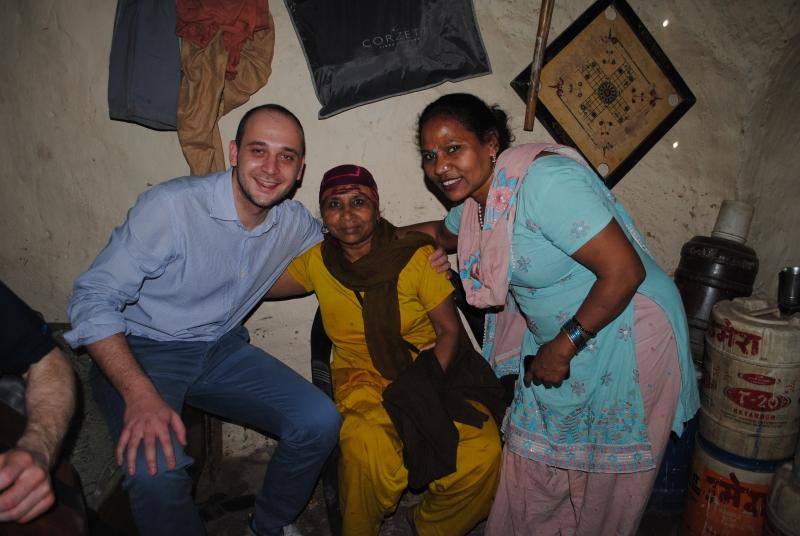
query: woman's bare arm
526 219 645 386
425 294 461 372
398 220 458 254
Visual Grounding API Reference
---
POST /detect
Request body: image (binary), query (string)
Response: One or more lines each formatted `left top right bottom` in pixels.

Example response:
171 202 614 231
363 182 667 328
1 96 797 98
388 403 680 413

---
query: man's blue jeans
91 326 341 536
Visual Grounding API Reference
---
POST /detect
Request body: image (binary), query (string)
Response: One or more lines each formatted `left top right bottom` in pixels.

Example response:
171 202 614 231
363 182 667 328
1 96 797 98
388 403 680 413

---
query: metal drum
674 200 758 365
675 237 758 365
700 298 800 461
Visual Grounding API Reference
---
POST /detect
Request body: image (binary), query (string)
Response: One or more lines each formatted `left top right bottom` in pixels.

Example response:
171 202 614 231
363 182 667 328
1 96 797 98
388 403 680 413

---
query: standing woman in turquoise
411 93 699 536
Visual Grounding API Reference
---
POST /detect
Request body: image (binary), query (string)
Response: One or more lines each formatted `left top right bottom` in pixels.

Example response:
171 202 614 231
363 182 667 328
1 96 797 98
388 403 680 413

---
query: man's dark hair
235 104 306 156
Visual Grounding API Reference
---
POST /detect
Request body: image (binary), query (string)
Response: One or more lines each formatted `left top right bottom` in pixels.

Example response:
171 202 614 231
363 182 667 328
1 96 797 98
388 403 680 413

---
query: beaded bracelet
560 316 596 352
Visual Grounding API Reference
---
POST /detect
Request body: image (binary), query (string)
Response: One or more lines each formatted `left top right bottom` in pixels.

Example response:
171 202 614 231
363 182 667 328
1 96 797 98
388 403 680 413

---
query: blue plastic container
646 415 699 512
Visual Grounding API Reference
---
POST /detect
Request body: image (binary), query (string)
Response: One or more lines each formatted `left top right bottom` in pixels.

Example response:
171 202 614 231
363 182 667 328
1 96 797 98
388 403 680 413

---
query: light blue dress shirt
66 169 322 347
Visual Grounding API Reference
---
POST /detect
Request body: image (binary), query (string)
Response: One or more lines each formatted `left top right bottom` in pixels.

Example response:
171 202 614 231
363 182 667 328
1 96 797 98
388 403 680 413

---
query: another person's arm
266 245 318 301
265 272 308 299
410 245 461 371
66 190 186 476
399 220 458 254
425 297 460 371
265 248 315 300
0 348 75 523
400 209 461 275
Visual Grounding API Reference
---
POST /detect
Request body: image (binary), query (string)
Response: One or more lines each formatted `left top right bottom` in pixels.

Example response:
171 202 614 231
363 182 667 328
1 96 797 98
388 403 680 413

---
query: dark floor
194 435 682 536
196 443 461 536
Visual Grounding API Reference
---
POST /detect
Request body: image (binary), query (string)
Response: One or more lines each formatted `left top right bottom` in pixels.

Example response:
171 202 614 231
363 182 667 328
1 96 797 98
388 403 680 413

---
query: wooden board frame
511 0 695 188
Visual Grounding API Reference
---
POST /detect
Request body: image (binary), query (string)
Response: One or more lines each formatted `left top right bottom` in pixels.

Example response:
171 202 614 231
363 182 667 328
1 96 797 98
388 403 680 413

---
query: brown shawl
321 218 435 380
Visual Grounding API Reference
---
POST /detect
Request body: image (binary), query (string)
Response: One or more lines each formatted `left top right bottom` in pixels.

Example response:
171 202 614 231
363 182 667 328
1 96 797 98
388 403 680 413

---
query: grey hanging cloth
284 0 491 119
108 0 181 131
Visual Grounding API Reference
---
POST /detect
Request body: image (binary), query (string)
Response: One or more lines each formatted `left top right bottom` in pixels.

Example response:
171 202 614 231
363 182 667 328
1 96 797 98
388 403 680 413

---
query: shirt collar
209 168 277 235
210 169 239 222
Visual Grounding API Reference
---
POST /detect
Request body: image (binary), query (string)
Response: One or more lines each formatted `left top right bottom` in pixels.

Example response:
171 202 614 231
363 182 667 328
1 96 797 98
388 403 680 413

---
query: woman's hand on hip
524 334 575 388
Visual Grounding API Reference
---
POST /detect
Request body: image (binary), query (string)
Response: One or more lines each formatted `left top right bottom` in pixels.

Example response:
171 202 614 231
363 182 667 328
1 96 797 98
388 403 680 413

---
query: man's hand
0 346 76 523
86 334 186 476
117 390 186 476
0 448 54 523
428 246 452 275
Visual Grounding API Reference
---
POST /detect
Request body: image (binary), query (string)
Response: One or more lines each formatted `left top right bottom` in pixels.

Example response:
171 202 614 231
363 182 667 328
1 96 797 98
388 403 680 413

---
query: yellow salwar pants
337 382 501 536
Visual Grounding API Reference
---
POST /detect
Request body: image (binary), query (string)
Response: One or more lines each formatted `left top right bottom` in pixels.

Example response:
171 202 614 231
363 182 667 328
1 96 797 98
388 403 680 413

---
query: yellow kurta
288 243 500 536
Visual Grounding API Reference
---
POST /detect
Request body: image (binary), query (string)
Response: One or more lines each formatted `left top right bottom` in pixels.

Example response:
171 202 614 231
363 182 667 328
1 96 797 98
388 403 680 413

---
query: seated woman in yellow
267 164 502 536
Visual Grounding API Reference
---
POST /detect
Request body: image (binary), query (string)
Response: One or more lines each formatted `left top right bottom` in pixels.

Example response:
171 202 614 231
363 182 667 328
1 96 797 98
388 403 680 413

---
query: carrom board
511 0 695 188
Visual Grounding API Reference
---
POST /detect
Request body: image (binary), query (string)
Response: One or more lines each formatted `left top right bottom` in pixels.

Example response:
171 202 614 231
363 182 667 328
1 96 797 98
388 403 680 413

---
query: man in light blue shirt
65 104 340 536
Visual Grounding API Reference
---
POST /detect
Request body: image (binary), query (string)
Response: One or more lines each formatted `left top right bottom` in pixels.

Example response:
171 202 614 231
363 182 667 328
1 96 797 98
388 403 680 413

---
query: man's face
229 111 305 219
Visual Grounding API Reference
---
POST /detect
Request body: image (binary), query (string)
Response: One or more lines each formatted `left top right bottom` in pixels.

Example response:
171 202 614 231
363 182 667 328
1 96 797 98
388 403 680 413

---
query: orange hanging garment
176 0 275 176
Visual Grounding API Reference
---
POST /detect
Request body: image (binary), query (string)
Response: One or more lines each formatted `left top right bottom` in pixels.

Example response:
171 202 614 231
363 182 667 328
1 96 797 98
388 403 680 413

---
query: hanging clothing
176 0 271 80
176 0 275 175
108 0 181 130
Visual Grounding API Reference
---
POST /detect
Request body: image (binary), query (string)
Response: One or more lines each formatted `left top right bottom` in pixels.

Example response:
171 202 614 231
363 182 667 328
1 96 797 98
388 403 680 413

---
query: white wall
1 0 798 377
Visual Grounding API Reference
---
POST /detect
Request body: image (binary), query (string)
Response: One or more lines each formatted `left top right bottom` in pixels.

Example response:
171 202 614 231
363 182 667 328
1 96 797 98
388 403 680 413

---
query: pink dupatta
456 143 589 371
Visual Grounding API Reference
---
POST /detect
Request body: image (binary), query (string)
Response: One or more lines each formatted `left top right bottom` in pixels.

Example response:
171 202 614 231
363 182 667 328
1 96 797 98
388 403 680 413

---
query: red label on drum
738 373 777 386
725 388 791 412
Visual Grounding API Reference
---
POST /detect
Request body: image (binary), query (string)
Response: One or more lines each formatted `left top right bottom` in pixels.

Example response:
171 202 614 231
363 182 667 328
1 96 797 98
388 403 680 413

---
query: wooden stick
524 0 556 131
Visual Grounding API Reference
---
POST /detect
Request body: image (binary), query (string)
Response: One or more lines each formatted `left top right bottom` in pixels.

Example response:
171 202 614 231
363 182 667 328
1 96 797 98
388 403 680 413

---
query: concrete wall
1 0 798 378
738 29 800 299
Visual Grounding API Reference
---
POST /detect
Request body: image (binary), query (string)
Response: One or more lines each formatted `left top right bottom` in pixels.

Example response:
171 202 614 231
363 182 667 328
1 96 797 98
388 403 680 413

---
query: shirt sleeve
65 188 178 347
522 156 613 255
0 281 56 375
443 203 464 235
292 206 324 259
285 245 316 293
407 246 454 312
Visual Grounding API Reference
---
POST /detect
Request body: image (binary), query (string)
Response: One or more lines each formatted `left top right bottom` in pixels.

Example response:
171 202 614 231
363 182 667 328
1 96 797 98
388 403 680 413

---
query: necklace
477 204 484 229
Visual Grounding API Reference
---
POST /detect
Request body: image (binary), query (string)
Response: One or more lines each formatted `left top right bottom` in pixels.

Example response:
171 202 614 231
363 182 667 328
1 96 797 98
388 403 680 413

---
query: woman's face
419 115 498 205
320 188 379 257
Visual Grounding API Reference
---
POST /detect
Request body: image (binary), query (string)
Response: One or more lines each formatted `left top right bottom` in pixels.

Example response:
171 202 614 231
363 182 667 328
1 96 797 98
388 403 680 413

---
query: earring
490 154 497 169
321 224 328 234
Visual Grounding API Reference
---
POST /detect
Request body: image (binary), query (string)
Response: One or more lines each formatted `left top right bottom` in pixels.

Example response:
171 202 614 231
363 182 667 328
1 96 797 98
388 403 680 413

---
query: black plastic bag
284 0 491 118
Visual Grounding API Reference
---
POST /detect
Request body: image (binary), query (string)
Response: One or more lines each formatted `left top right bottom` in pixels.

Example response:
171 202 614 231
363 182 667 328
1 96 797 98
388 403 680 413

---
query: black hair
235 104 306 156
417 93 513 152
